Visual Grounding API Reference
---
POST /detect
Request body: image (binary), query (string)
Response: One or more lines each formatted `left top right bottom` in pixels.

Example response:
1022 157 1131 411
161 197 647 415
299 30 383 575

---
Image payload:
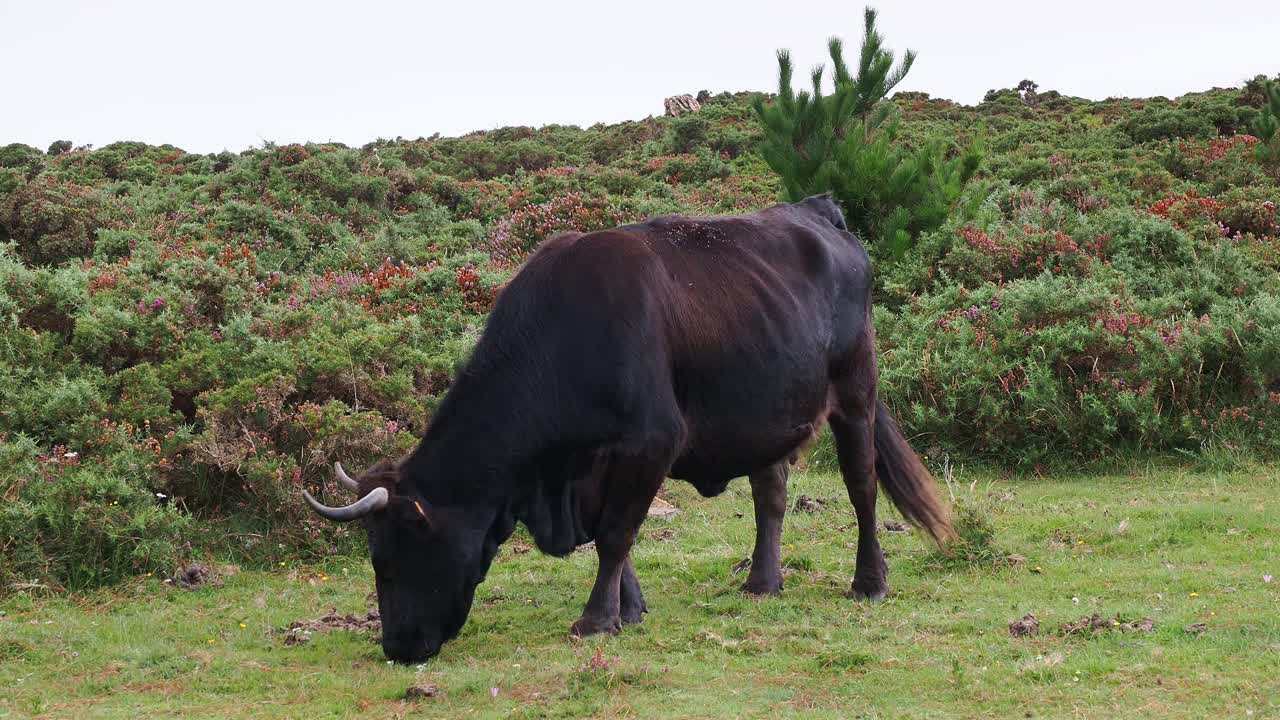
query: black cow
305 195 952 663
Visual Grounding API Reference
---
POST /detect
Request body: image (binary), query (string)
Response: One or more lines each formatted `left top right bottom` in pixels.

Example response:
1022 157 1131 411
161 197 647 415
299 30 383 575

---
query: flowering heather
1178 134 1258 162
487 194 634 267
671 175 778 213
952 224 1106 281
454 263 495 312
1144 189 1225 228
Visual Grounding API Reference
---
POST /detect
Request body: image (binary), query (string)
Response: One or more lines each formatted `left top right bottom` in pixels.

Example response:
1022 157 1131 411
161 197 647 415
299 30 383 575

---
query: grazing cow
305 195 952 663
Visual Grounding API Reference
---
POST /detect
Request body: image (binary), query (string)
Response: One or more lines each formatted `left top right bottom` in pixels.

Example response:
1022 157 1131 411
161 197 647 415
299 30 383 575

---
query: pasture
3 463 1276 719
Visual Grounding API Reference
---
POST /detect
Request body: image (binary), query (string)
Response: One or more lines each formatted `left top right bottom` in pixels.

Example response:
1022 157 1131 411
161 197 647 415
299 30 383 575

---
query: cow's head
303 461 508 663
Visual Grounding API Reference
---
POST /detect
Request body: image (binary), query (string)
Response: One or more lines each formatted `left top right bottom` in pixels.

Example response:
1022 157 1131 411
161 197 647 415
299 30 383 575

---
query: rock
664 94 701 117
1008 613 1040 637
647 497 679 518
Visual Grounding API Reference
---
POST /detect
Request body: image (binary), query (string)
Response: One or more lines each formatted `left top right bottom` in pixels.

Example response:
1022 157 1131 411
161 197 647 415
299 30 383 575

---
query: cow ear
357 459 403 496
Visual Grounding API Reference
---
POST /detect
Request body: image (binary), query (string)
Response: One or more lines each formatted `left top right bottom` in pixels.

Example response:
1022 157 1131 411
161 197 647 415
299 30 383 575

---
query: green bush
1 178 124 265
0 429 192 591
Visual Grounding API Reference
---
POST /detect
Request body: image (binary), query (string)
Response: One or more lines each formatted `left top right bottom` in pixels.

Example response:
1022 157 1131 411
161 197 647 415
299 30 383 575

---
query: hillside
2 80 1279 589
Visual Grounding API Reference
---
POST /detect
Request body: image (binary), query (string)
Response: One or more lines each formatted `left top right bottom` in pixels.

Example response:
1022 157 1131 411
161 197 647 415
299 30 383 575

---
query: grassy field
2 463 1277 719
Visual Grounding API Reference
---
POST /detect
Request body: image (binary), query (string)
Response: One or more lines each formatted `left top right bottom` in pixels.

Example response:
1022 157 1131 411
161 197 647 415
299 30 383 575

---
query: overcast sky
2 0 1276 154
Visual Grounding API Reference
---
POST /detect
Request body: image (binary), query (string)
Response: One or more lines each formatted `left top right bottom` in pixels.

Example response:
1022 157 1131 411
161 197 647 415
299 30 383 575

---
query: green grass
2 465 1278 719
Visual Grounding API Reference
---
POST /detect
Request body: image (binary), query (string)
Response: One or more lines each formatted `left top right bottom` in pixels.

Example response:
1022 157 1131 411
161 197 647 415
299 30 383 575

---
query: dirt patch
170 563 218 590
648 527 676 541
283 606 381 646
510 541 533 554
879 519 910 533
1183 622 1208 635
120 679 186 694
1008 613 1040 637
405 683 440 699
1058 613 1154 637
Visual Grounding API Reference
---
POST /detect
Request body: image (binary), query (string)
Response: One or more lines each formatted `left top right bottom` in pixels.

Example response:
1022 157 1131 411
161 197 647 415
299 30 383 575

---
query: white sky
2 0 1276 154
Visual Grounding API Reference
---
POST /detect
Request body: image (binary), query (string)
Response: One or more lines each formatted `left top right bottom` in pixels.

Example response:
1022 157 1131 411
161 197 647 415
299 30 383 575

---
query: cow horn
334 462 360 493
303 486 389 522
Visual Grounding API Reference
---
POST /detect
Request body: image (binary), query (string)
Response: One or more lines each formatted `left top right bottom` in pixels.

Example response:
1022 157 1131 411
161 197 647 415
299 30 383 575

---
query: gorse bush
0 429 191 591
1 29 1278 591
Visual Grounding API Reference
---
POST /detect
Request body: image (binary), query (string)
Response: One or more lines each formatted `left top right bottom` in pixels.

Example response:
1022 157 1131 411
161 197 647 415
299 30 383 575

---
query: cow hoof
570 614 622 638
740 576 783 596
620 606 646 626
849 579 889 602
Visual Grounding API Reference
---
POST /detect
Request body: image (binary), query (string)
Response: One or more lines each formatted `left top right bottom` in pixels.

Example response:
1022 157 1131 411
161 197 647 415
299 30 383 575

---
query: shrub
487 194 635 267
1121 104 1216 143
0 430 192 591
1 178 123 265
0 144 45 196
642 151 732 185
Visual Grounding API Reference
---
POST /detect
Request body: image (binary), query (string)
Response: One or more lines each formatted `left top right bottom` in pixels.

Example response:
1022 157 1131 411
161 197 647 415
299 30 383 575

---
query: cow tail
873 399 953 546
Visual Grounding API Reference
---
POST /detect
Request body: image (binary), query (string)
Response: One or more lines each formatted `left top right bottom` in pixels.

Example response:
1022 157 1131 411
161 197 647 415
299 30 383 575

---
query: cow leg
570 453 669 638
741 461 787 595
619 554 647 625
830 387 889 602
